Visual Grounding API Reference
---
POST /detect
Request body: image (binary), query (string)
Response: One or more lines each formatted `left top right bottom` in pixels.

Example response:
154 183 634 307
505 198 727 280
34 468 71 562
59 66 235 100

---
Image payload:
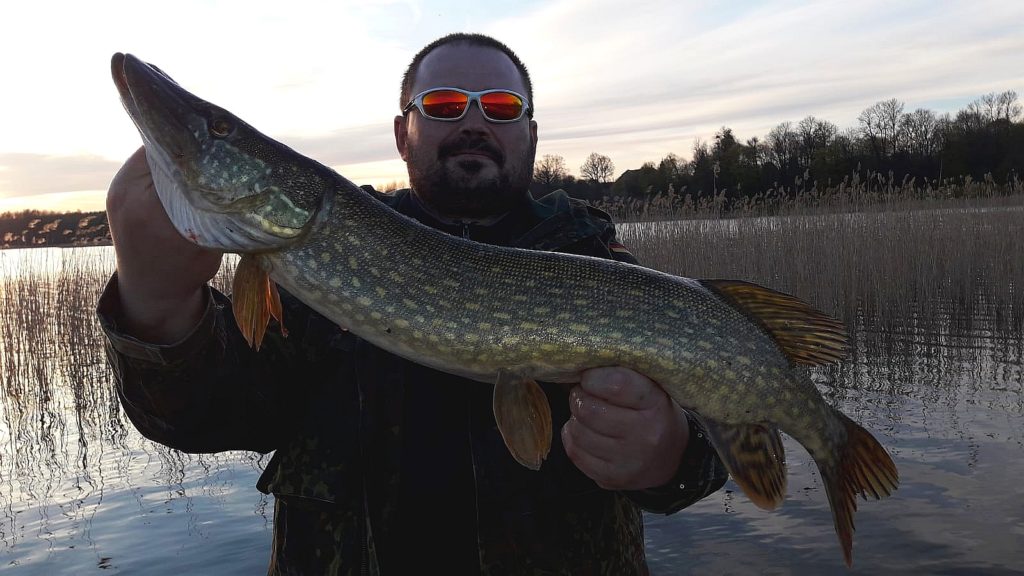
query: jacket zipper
356 343 371 576
468 388 483 573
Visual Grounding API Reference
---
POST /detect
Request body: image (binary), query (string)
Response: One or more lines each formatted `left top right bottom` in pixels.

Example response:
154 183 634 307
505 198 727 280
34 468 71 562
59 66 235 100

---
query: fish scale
264 185 828 452
111 51 898 567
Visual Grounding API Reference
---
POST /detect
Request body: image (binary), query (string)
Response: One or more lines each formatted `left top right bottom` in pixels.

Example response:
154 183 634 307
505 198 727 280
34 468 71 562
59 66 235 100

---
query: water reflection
0 247 269 574
2 217 1023 573
646 308 1024 575
619 209 1023 573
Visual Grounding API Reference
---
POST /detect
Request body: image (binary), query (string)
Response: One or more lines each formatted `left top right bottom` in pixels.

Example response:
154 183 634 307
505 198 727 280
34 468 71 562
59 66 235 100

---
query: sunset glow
1 0 1021 212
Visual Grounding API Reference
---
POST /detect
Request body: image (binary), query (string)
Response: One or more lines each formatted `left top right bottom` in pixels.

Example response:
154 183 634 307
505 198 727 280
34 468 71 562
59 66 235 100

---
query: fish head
111 53 326 253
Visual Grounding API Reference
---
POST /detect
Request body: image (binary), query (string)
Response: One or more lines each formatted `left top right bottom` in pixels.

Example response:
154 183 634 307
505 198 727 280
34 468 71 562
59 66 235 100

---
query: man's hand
562 367 688 491
107 146 223 343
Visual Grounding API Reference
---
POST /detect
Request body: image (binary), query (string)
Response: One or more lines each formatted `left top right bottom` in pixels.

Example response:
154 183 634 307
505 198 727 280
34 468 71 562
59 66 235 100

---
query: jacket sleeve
593 225 730 514
96 272 311 454
623 409 729 514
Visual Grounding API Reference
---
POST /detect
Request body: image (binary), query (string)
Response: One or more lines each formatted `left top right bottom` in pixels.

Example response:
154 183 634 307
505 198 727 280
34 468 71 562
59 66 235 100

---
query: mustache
439 136 505 165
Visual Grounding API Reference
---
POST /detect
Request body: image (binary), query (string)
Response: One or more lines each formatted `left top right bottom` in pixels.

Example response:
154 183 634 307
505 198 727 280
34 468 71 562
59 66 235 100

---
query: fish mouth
111 53 309 252
111 53 201 170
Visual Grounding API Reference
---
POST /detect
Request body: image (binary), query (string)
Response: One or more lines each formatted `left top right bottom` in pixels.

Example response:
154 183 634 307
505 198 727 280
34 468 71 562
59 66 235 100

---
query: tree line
533 90 1023 204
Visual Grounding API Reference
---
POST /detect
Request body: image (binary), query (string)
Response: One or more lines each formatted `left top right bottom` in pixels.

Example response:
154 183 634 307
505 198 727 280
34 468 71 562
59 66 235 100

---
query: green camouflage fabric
98 189 728 575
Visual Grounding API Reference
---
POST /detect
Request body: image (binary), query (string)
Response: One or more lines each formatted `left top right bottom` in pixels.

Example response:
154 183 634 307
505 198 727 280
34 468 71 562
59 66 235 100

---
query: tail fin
818 412 899 567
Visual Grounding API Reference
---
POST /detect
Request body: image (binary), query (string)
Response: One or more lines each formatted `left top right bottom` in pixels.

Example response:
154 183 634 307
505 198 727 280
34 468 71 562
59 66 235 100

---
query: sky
0 0 1021 213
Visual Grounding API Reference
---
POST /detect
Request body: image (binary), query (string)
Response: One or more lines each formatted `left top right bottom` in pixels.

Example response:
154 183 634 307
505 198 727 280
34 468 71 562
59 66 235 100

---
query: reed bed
0 248 115 518
619 200 1024 349
0 181 1020 539
0 248 255 549
604 176 1024 343
596 172 1024 222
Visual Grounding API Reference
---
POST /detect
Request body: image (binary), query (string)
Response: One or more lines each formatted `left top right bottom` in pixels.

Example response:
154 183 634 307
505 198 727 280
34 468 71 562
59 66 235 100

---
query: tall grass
611 182 1023 410
0 249 256 549
0 181 1020 541
618 190 1024 348
596 172 1024 222
0 249 238 455
0 249 118 518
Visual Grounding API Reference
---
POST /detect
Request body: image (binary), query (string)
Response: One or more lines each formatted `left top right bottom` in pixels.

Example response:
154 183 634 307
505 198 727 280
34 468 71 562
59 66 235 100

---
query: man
99 33 727 575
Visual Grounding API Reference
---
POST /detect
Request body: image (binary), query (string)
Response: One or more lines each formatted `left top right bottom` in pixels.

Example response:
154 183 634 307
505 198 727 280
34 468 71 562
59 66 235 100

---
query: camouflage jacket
98 189 728 575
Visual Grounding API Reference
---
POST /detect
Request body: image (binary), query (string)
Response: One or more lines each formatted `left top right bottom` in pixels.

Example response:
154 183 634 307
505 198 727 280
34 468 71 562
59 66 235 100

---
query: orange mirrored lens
421 90 469 119
480 92 524 120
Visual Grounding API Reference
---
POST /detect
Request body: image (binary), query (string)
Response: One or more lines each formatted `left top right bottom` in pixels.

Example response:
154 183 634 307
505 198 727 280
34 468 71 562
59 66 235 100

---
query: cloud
0 190 107 214
0 153 122 198
0 129 402 205
2 0 1022 208
278 123 398 167
489 0 1024 174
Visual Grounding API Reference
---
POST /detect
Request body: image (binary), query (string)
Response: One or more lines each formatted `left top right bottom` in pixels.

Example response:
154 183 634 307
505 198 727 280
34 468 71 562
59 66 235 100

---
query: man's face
395 43 538 219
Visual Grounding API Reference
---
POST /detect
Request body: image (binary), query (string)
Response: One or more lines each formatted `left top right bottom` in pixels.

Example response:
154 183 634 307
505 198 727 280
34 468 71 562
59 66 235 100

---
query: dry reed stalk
620 204 1023 341
0 248 266 549
596 175 1024 223
0 192 1019 523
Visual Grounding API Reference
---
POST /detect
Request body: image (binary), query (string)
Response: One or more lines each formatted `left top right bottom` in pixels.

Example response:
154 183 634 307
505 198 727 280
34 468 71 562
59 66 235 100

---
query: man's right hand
107 146 223 344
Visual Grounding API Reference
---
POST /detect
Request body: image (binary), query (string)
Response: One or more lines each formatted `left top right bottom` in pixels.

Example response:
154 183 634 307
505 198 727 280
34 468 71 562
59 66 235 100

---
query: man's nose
458 99 491 129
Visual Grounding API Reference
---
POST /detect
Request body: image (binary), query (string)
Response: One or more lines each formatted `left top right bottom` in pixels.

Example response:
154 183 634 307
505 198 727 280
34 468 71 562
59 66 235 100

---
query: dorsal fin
702 279 848 366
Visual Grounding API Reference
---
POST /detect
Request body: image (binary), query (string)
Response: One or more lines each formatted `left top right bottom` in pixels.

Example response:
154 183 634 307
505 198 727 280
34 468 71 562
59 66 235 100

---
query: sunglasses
403 87 532 123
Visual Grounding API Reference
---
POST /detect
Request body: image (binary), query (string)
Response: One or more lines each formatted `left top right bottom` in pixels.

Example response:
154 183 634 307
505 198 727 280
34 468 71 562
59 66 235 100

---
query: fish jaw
111 53 323 253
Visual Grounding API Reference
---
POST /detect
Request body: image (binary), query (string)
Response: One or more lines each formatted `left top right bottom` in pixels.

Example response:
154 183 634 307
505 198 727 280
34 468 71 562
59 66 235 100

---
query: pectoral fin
232 254 286 350
696 415 788 510
493 370 552 470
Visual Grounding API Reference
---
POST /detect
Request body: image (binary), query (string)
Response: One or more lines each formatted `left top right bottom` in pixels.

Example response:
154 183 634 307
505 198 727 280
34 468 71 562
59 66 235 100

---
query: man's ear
530 119 538 148
394 115 410 162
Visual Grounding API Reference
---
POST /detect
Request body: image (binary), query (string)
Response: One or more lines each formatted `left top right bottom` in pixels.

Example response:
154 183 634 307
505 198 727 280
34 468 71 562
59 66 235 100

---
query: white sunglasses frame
402 87 532 123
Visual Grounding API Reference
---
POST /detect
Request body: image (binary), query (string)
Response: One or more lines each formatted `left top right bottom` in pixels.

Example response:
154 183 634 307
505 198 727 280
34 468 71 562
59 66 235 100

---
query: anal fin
696 415 788 510
493 370 552 470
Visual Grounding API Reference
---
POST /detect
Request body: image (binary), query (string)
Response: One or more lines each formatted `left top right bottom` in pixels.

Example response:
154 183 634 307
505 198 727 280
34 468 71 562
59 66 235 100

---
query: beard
406 132 535 219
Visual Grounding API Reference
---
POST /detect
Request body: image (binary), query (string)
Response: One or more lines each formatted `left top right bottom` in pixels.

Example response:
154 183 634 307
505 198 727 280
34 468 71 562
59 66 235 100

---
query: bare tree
996 90 1022 121
858 98 905 160
966 90 1022 123
898 108 941 157
830 127 861 162
657 152 685 181
953 109 987 134
743 137 765 168
765 121 799 173
533 154 569 188
796 116 838 169
580 152 615 183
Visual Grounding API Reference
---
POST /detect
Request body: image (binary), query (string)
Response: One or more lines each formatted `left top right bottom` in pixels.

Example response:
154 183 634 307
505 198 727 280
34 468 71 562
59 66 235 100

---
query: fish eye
210 118 233 137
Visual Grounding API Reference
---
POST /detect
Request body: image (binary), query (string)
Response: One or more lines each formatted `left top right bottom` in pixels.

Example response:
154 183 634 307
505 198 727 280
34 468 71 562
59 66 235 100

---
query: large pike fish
111 53 897 566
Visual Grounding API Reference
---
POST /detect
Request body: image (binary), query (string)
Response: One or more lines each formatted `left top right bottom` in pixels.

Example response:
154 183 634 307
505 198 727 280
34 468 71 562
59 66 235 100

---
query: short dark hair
399 33 534 113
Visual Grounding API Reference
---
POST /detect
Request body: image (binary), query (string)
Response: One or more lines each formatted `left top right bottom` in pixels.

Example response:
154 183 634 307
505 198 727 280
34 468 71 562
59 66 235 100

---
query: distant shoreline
4 190 1021 250
0 210 110 250
1 240 113 250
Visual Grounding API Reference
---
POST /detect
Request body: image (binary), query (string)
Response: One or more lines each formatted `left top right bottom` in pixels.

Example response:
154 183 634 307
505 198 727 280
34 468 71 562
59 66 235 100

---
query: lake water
1 230 1022 574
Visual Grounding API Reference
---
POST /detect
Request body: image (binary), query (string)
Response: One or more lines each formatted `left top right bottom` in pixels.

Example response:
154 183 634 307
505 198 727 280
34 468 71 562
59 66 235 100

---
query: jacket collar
382 188 613 251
